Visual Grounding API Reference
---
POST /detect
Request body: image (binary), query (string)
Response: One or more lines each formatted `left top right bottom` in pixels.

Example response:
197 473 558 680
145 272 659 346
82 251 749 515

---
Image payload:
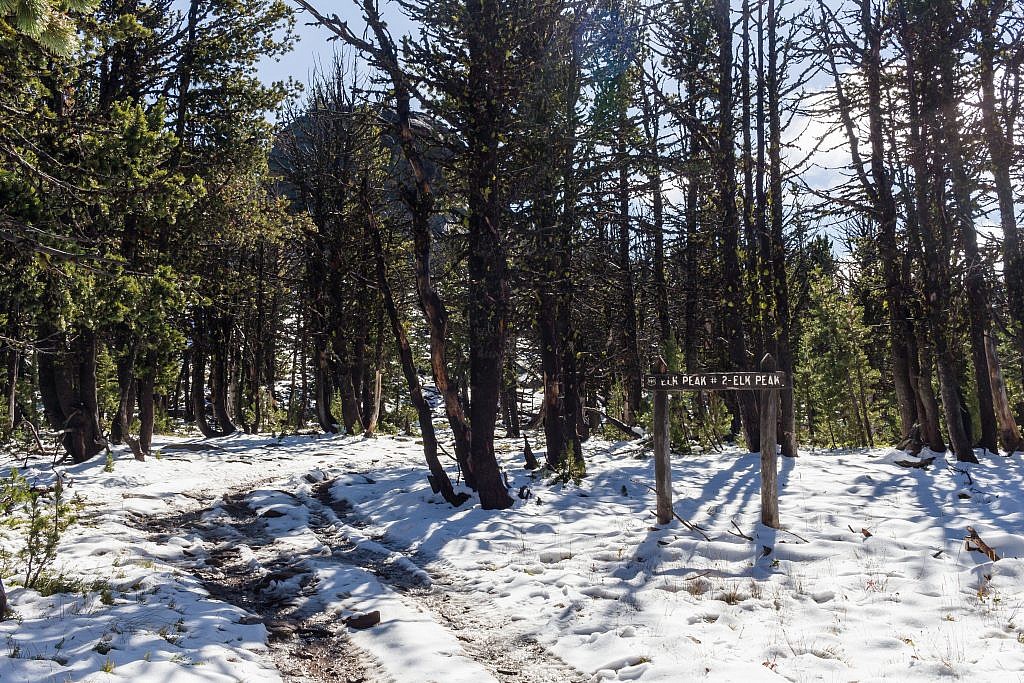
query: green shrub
0 470 81 589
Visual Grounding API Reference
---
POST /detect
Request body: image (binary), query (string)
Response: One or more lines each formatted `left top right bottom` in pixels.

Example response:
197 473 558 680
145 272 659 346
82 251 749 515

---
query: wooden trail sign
643 372 787 391
646 354 787 530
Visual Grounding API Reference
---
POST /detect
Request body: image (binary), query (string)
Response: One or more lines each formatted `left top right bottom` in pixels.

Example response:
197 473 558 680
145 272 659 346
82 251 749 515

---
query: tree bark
717 0 760 452
977 0 1024 365
138 358 156 455
112 338 137 446
653 359 672 526
190 312 231 439
5 303 19 433
759 353 780 528
616 133 642 426
366 194 467 507
767 0 797 457
940 45 999 454
38 326 106 464
313 338 338 433
985 330 1022 453
900 2 974 462
465 0 514 510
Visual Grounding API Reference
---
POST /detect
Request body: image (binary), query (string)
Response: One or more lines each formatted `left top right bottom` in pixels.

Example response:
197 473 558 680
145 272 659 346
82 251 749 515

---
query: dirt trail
133 485 391 683
131 476 586 683
308 481 587 683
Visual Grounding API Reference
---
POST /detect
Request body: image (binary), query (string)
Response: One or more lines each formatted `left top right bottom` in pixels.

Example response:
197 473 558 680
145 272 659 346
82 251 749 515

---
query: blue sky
258 1 843 196
256 2 414 90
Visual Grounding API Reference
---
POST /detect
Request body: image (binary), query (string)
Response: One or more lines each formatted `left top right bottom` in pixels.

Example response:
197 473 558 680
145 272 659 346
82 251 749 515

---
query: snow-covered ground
2 432 1024 682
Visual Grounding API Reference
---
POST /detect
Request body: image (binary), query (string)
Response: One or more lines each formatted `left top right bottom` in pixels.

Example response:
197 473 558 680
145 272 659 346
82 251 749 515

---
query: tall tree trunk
313 337 337 433
616 133 642 425
363 314 384 436
825 1 922 442
899 175 945 451
913 338 946 452
902 3 975 462
559 165 583 461
138 355 156 455
5 304 20 433
978 0 1024 365
717 0 760 452
334 336 363 434
190 312 231 439
112 336 137 446
557 66 583 459
38 325 107 463
767 0 797 457
298 310 309 428
863 0 919 440
683 111 700 375
366 198 467 507
641 72 670 347
985 330 1023 452
537 192 565 467
465 0 514 510
741 0 761 350
211 339 235 435
941 49 999 454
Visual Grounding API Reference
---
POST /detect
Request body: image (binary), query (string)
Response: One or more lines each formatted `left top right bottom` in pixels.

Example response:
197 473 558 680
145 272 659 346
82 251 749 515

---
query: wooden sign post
652 357 672 525
758 353 780 528
644 355 788 530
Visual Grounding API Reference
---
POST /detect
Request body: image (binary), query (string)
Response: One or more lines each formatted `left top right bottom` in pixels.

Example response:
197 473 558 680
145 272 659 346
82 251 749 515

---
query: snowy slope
1 433 1023 682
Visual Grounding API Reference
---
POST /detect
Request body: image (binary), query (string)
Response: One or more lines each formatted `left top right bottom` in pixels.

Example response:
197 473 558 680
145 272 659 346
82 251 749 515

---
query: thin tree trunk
5 305 19 433
616 133 642 425
502 355 521 439
39 327 107 464
138 359 156 455
767 0 796 457
465 0 514 509
717 0 760 452
978 0 1024 364
854 355 875 448
191 313 229 439
313 339 337 433
985 330 1022 453
366 195 466 506
941 49 998 454
112 339 137 446
363 314 384 436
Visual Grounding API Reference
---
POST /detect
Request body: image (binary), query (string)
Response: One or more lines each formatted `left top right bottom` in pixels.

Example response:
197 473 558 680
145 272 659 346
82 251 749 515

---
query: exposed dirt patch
132 486 390 682
309 480 587 683
131 475 586 683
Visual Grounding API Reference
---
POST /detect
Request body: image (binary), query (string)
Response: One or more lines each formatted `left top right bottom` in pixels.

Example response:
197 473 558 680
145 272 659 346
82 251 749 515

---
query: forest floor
1 431 1024 682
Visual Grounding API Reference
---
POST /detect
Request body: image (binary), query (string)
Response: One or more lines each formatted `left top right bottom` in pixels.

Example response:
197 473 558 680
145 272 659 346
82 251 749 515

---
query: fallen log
893 456 935 469
965 526 1000 562
583 407 641 439
344 610 381 629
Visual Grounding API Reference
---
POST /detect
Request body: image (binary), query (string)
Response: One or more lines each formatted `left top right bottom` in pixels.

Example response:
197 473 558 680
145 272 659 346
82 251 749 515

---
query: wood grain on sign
643 372 788 391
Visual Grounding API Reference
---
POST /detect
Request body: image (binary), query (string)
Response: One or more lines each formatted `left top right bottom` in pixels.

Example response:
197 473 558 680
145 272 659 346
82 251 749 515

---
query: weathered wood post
759 353 780 528
653 357 673 525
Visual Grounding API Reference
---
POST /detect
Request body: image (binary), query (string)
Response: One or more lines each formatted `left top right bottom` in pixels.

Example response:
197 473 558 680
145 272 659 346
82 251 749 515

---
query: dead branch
583 407 641 439
729 520 753 541
778 528 810 543
650 507 712 542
